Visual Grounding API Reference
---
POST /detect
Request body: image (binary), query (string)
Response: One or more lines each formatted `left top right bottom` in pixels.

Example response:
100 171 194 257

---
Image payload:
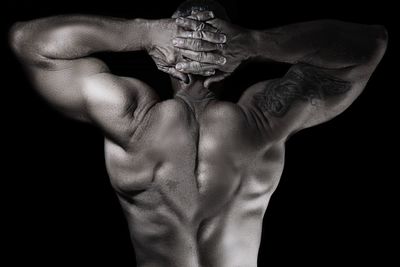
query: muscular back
105 91 284 267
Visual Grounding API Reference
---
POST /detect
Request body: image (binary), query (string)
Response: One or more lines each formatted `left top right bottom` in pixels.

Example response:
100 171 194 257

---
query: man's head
172 0 230 21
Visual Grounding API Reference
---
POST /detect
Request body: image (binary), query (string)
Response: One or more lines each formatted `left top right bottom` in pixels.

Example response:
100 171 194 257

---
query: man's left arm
174 19 388 140
239 20 388 139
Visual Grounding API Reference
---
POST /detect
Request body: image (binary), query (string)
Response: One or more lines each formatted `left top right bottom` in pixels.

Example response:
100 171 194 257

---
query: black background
3 0 398 266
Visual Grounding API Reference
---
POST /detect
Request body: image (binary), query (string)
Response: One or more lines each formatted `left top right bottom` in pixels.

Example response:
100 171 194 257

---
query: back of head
172 0 230 21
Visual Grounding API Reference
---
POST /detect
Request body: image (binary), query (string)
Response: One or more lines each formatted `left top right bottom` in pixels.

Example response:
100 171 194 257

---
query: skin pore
9 0 387 266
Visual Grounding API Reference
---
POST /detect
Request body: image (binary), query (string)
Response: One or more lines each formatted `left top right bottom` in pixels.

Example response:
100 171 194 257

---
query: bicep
241 63 371 140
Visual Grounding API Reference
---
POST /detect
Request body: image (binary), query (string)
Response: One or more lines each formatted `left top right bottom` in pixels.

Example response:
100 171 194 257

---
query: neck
171 75 215 100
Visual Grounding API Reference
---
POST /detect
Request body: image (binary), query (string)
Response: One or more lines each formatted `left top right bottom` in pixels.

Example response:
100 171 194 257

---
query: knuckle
196 52 204 61
194 40 202 50
220 34 227 43
176 63 185 71
207 70 215 75
166 56 175 65
192 31 200 39
219 56 227 65
198 31 204 39
217 43 226 50
192 62 201 71
176 17 184 25
196 22 205 31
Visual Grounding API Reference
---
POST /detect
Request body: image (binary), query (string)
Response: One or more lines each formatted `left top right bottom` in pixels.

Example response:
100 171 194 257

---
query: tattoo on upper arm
253 64 352 117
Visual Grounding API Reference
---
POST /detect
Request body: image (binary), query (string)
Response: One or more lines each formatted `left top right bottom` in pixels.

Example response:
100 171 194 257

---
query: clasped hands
147 11 251 88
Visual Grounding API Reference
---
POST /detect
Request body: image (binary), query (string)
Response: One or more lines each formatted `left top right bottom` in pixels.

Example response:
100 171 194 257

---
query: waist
120 196 264 267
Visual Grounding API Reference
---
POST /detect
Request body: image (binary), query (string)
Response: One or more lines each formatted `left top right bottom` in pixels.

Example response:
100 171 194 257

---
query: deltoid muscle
254 64 352 117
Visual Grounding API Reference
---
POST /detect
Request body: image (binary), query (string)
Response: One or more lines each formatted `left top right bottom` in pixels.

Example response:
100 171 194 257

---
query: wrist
140 19 155 51
137 19 158 52
236 28 256 62
247 29 264 60
125 18 153 51
248 29 283 63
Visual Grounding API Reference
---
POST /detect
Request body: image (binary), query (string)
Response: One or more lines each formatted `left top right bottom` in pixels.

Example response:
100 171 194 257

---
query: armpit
253 64 352 117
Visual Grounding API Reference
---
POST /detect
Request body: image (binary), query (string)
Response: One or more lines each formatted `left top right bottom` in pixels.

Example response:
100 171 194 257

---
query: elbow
365 25 388 65
374 25 388 55
9 22 26 57
352 24 388 69
9 21 48 62
375 25 388 42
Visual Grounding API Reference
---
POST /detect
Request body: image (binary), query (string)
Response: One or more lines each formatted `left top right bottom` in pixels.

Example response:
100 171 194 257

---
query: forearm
10 15 151 62
249 20 387 69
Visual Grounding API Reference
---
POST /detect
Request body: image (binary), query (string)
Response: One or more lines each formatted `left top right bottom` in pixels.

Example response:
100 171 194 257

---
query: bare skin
10 8 387 267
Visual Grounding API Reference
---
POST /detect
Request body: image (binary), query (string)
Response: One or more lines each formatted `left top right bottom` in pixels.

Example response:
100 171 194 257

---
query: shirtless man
9 0 387 266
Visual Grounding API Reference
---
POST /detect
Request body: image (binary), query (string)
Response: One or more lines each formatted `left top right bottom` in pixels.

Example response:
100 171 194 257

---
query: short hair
172 0 230 21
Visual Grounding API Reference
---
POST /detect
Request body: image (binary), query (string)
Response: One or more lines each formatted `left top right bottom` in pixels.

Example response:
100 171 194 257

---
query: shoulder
81 73 159 147
200 100 253 131
82 73 157 103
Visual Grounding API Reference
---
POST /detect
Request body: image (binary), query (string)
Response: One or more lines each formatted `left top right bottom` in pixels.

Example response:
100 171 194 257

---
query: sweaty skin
10 8 387 267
